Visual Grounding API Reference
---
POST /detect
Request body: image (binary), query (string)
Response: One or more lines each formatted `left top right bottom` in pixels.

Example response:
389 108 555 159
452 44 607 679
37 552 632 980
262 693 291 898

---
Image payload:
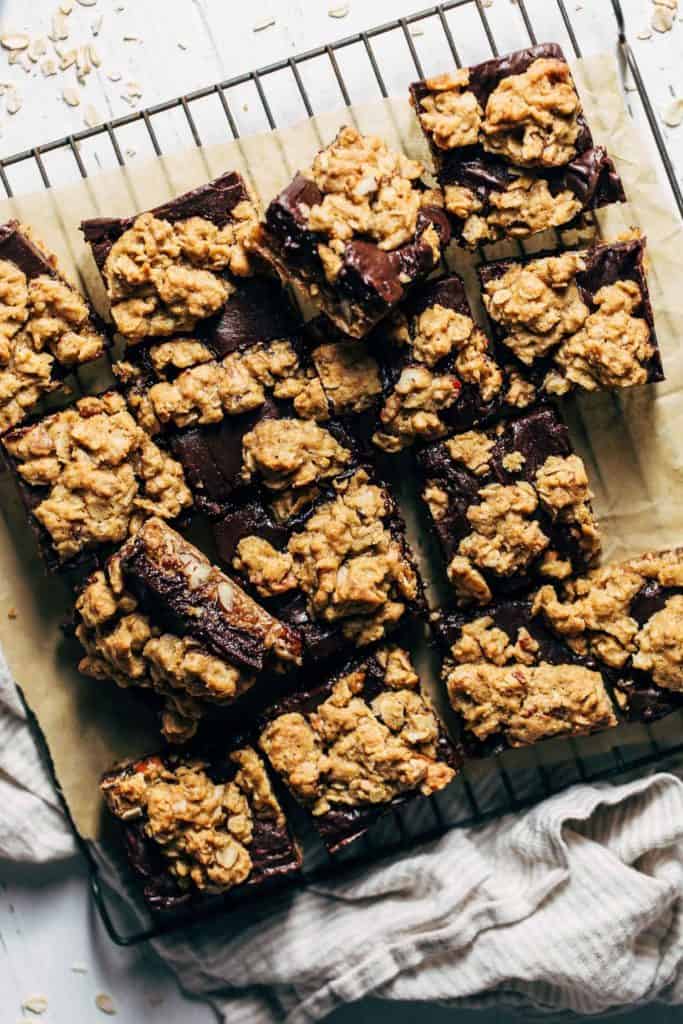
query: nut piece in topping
3 392 192 565
101 746 298 900
258 646 456 848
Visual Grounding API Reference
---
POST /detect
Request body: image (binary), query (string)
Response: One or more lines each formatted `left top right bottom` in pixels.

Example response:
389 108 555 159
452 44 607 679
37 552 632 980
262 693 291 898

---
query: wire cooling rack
6 0 683 945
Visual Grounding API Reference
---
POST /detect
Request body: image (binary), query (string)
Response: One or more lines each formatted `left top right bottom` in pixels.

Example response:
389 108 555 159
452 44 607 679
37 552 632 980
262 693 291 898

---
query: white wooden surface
1 1 682 1021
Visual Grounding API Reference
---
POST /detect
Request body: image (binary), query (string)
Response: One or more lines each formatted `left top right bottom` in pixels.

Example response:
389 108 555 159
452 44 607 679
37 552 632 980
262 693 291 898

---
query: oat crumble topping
448 616 540 667
0 257 106 432
240 417 351 492
445 176 582 246
102 749 285 892
234 470 419 646
4 392 192 561
445 430 496 476
145 339 327 429
259 650 454 815
444 660 616 746
372 365 460 453
304 126 427 283
448 482 549 602
535 453 601 565
532 550 683 673
417 70 482 151
102 204 260 342
312 340 383 415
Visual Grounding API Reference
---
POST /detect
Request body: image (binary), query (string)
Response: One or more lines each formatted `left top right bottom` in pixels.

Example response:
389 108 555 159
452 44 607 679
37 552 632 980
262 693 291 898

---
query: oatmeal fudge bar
479 238 663 398
410 43 624 247
260 126 451 338
306 273 506 453
0 220 107 433
2 391 192 571
214 467 425 663
435 599 618 756
80 170 260 347
533 548 683 726
417 405 601 606
75 517 302 743
101 743 301 911
116 276 337 516
258 645 460 851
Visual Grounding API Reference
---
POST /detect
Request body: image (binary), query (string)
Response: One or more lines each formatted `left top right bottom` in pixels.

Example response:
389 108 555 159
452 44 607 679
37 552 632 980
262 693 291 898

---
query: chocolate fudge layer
102 744 301 911
2 391 192 570
0 220 107 432
259 645 460 851
76 517 302 742
81 171 260 346
435 600 618 756
260 126 451 338
115 276 338 516
479 238 664 397
214 467 425 662
418 406 601 606
307 273 506 453
410 44 624 246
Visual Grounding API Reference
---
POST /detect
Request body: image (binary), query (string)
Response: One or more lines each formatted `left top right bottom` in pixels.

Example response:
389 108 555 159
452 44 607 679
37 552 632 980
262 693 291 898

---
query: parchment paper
0 55 681 840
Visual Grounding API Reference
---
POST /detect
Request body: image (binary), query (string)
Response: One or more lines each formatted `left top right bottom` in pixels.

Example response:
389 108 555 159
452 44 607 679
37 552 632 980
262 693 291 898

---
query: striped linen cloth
3 657 683 1021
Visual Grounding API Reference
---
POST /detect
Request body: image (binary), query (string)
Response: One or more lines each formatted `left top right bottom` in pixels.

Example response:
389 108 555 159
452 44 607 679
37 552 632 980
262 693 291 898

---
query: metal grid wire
7 0 683 945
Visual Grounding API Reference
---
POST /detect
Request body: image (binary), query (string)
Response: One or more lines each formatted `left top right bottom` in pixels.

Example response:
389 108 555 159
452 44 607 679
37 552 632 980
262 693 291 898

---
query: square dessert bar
479 238 664 397
0 220 107 433
75 516 302 743
2 390 192 571
410 43 625 247
214 467 425 664
306 273 508 454
80 170 260 347
435 599 618 757
260 126 451 338
417 405 601 606
435 547 683 755
117 276 338 516
101 743 301 911
258 645 460 851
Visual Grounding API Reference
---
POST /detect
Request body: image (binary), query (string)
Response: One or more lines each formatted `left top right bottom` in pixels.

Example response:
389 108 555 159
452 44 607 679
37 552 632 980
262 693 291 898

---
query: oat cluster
259 648 455 814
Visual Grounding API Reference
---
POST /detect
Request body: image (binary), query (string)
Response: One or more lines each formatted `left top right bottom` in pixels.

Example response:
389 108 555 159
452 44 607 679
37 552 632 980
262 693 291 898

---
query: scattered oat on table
6 88 21 114
62 86 80 106
328 3 350 17
253 17 275 31
637 26 653 38
91 14 103 35
70 962 88 973
21 994 49 1015
95 993 116 1015
77 0 98 6
0 33 29 51
84 104 100 127
663 97 683 126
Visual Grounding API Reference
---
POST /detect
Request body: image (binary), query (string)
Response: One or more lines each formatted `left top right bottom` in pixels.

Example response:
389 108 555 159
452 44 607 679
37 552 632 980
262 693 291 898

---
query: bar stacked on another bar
81 170 261 347
101 742 302 911
260 126 451 338
214 466 425 663
258 644 460 850
306 273 509 453
75 517 302 742
435 548 683 756
0 220 107 433
417 405 601 606
479 237 663 399
410 43 625 247
2 390 193 571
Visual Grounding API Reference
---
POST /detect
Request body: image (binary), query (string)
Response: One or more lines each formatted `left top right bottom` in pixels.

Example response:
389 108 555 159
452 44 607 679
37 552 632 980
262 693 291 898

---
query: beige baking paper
0 55 681 840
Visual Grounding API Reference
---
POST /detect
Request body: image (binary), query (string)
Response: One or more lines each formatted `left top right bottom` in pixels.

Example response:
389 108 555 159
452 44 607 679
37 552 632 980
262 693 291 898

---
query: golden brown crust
259 648 455 815
101 748 284 893
4 392 192 562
